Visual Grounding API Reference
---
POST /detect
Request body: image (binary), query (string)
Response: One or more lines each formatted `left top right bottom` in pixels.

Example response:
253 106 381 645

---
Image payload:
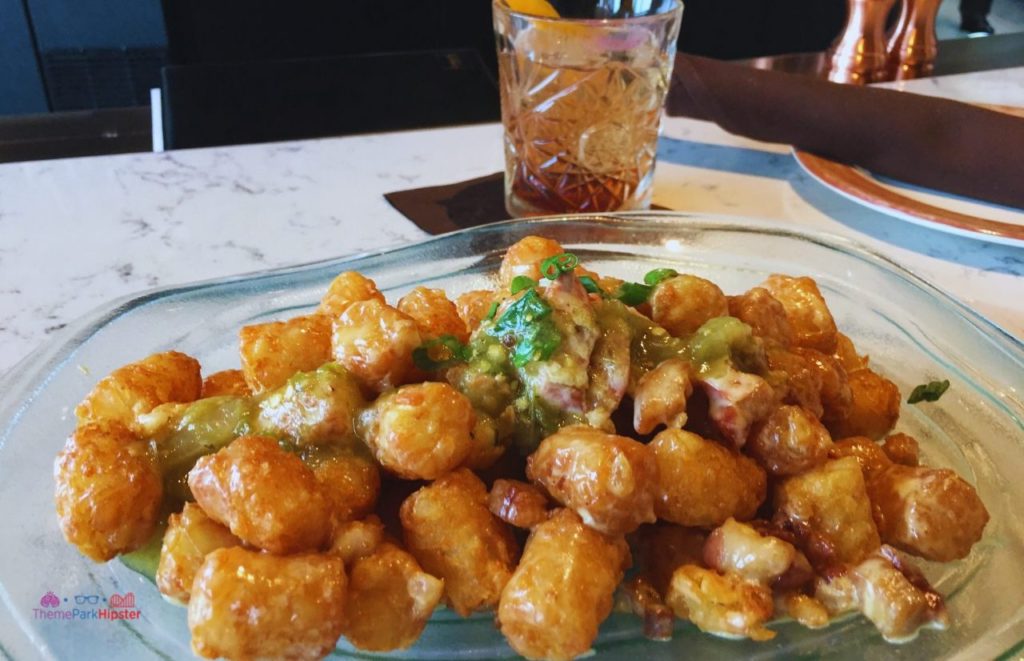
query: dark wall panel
26 0 166 49
0 0 48 115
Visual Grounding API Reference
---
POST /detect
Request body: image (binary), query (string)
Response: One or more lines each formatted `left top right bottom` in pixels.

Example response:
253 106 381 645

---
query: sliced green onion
615 282 654 306
510 275 537 295
490 288 562 367
907 379 950 404
484 300 500 321
644 268 679 286
579 275 607 298
540 253 579 279
412 334 470 371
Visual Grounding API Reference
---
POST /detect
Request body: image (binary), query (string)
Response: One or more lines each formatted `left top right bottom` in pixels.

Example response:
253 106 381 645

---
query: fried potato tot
188 547 347 661
401 468 519 616
340 541 445 651
792 347 852 425
75 351 201 431
356 382 475 480
256 362 366 446
239 313 332 395
650 429 766 528
632 358 693 435
833 332 869 373
727 287 793 347
827 368 900 440
498 509 630 661
455 289 497 332
866 463 988 561
649 275 729 338
527 425 658 536
748 405 833 477
774 457 881 566
882 432 920 466
835 548 946 646
319 270 386 317
703 518 797 584
828 435 891 477
765 346 824 419
156 502 240 604
200 369 251 398
398 286 469 343
760 274 838 353
54 422 163 562
665 565 775 641
775 592 830 629
331 299 423 394
304 446 381 524
489 479 551 530
498 235 566 288
188 435 332 554
330 515 385 565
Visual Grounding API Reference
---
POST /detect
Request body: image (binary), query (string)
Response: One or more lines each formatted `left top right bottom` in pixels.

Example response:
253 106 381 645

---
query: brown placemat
385 172 671 235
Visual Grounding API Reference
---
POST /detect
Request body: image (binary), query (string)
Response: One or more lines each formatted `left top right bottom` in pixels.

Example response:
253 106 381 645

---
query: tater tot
304 446 381 524
455 289 497 332
827 368 900 440
319 270 386 317
498 235 565 288
356 382 475 480
398 286 469 342
748 405 833 477
833 332 869 373
156 502 240 604
75 350 202 431
331 299 423 394
866 464 988 561
489 479 551 530
774 457 881 566
498 509 630 661
330 515 385 565
765 346 824 419
727 287 793 347
526 425 658 536
828 435 891 477
703 518 797 584
54 422 163 562
200 369 252 398
632 358 693 435
845 547 948 642
649 275 729 338
793 347 852 425
239 313 332 394
256 362 366 446
188 435 332 554
340 541 445 651
760 274 838 353
882 433 920 466
401 468 519 616
665 565 775 641
650 429 766 528
188 547 347 661
775 592 830 629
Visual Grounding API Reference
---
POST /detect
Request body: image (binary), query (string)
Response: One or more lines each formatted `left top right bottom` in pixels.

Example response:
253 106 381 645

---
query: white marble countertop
1 67 1022 377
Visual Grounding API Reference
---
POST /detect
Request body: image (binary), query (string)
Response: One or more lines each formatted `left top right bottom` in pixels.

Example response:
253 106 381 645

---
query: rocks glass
494 0 683 216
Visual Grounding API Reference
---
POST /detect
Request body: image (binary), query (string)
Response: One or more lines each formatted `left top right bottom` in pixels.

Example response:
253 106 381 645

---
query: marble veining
0 70 1022 377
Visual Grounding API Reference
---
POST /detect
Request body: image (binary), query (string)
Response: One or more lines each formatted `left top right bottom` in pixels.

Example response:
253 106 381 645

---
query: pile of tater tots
54 235 989 660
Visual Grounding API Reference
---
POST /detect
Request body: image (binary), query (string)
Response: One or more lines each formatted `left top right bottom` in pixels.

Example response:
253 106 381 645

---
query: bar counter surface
0 67 1021 388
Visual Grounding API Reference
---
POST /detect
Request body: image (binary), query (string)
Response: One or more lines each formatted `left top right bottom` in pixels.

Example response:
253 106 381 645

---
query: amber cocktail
494 0 683 216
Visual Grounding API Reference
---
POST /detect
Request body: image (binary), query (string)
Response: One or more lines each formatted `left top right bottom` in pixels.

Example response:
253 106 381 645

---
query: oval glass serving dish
0 214 1022 661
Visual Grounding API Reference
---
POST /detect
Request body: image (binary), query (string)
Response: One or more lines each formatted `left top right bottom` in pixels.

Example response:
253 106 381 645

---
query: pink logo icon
109 592 135 608
39 592 60 608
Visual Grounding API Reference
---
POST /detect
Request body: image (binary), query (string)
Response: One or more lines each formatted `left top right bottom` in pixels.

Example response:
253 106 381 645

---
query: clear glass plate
1 213 1021 661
